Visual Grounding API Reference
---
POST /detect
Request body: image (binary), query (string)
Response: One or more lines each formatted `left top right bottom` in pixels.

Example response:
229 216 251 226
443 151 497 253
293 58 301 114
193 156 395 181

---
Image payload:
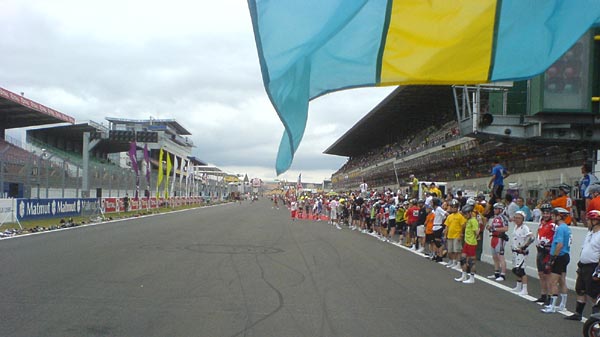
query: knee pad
467 258 475 268
434 240 442 248
576 289 586 297
460 257 467 266
512 267 525 277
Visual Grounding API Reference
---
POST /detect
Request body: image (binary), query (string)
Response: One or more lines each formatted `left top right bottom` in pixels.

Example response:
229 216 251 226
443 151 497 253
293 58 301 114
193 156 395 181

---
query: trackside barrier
480 220 587 289
15 198 99 221
100 196 205 214
0 199 15 224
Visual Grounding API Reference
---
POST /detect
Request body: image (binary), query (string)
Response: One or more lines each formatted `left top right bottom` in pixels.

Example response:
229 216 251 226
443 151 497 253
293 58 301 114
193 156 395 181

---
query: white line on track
341 226 586 323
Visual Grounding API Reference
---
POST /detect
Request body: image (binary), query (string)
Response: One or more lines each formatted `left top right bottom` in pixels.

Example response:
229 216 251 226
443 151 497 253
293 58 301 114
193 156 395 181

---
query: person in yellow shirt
444 199 467 268
409 174 419 198
429 182 442 199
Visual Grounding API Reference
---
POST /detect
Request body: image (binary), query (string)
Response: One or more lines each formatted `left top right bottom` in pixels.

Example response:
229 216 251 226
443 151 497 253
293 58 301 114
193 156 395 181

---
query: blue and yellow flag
248 0 600 174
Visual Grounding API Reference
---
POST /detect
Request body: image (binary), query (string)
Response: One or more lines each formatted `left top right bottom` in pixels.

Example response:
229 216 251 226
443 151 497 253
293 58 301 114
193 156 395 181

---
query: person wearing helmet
455 205 479 284
564 210 600 320
534 203 557 305
510 211 534 296
550 184 574 226
541 207 572 313
486 202 509 281
587 183 600 213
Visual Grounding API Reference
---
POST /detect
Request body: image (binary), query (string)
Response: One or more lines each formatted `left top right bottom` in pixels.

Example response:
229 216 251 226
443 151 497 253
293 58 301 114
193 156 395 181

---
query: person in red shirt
405 199 420 248
534 203 556 305
550 184 574 225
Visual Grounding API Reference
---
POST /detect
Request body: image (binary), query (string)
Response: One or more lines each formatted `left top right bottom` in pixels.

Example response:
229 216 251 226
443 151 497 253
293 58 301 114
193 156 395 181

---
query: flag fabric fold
248 0 600 174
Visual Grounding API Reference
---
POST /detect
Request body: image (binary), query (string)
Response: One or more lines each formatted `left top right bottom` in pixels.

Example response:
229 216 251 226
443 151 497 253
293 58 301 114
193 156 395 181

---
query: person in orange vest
587 184 600 212
550 184 574 226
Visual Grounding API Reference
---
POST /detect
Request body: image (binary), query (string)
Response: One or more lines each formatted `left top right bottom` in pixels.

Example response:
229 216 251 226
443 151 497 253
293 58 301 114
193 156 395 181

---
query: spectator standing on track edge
541 207 572 313
486 202 509 281
564 209 600 321
510 211 534 296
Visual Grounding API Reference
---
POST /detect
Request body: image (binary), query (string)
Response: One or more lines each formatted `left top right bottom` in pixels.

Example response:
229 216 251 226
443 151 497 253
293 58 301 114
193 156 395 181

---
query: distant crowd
273 161 600 321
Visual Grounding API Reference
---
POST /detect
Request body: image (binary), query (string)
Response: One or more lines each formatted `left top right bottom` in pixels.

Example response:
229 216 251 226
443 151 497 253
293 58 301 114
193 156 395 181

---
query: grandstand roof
324 86 455 157
28 123 130 153
0 87 75 129
105 117 192 136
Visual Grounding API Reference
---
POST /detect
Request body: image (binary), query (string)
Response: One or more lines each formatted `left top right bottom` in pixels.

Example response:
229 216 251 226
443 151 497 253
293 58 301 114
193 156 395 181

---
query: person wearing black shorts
565 210 600 320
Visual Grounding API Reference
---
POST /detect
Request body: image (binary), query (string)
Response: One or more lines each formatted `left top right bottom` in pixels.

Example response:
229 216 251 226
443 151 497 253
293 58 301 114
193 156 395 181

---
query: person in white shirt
510 211 534 295
505 194 519 221
359 180 368 198
565 210 600 321
432 198 448 262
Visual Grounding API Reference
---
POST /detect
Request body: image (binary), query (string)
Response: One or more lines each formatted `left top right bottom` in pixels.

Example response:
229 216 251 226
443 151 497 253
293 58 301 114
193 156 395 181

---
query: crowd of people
280 161 600 321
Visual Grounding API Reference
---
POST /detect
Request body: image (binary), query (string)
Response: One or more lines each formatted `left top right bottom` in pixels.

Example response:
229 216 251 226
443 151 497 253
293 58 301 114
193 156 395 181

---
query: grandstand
0 87 74 198
0 86 228 200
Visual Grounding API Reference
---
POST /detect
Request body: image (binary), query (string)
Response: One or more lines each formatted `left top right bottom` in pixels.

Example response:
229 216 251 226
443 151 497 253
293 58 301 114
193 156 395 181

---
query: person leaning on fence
564 210 600 321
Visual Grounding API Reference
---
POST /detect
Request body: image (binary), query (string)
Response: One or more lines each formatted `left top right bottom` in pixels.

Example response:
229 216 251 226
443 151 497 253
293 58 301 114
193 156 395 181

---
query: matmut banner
16 198 99 221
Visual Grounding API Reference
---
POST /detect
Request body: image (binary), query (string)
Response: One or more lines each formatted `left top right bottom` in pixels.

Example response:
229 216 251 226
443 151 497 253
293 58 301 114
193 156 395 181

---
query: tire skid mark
228 254 285 337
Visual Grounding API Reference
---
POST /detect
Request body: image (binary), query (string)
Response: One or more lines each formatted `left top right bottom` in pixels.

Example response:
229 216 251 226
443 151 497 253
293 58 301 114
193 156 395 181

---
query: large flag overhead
247 0 600 175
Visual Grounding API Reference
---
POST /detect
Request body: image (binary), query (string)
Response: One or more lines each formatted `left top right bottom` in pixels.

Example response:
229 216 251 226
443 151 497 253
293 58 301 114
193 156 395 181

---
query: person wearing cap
541 207 572 313
587 183 600 213
454 204 479 284
510 211 534 296
550 184 574 226
486 202 510 281
534 203 557 305
564 210 600 321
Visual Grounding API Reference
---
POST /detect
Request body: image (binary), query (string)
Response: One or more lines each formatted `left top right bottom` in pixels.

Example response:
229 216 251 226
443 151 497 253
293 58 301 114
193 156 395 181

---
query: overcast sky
0 0 396 183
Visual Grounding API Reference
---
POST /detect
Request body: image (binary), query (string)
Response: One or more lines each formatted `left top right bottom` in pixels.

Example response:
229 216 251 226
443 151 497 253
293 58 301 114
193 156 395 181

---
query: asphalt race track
0 200 583 337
